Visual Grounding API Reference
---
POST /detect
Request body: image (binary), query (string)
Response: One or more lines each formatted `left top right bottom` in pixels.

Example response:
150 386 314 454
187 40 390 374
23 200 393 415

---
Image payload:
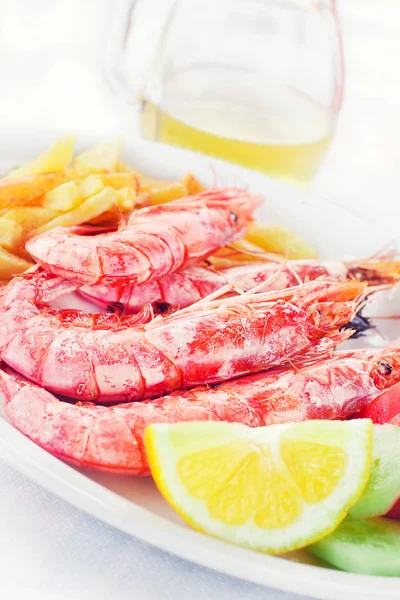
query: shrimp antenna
365 241 398 262
208 163 219 188
282 352 314 381
243 253 303 294
284 253 304 286
244 260 287 295
145 283 246 327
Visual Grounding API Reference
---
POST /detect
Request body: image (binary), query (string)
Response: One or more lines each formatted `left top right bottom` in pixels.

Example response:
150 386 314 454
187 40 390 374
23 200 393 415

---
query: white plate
0 133 399 600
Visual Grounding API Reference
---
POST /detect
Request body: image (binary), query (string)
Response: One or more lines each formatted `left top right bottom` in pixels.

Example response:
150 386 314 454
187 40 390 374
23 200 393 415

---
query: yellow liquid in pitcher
140 68 333 183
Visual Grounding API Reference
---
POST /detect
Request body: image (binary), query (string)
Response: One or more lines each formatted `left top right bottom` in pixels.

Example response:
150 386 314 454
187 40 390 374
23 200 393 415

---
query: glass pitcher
104 0 344 183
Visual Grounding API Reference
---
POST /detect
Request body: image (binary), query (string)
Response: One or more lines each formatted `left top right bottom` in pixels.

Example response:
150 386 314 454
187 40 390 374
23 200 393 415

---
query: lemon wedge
145 420 373 554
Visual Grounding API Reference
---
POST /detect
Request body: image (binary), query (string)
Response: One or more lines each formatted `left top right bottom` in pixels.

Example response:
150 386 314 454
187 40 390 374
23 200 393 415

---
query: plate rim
0 133 398 600
1 417 400 600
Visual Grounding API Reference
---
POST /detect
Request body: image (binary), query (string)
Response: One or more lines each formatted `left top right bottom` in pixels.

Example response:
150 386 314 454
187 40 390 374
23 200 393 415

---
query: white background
0 1 399 599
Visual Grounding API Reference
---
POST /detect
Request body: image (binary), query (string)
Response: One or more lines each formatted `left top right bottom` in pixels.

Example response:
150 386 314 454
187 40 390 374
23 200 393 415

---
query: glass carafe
104 0 344 183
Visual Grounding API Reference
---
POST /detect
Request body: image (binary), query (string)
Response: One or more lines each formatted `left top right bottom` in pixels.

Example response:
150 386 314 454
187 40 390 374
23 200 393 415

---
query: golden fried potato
0 218 24 253
87 187 136 226
115 187 136 211
100 172 139 192
245 223 318 260
117 160 132 173
0 207 61 260
137 171 205 205
74 137 122 176
208 239 270 269
6 134 75 177
140 181 188 205
138 173 170 187
0 246 32 279
77 172 139 197
78 175 105 198
181 173 205 195
1 206 59 236
34 187 117 235
0 172 67 210
43 181 82 212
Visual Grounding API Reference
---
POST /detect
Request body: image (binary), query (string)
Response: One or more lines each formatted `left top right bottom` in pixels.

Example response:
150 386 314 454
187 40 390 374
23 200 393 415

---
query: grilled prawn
26 188 261 286
79 258 400 314
1 341 398 474
0 272 365 403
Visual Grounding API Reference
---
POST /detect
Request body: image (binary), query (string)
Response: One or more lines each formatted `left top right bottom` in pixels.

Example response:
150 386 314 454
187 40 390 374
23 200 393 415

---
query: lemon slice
145 420 373 554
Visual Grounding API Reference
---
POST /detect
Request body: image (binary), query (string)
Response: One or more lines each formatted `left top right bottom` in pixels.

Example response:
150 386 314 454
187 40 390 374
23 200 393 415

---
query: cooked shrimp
2 341 398 474
0 271 365 403
26 188 261 286
79 258 400 314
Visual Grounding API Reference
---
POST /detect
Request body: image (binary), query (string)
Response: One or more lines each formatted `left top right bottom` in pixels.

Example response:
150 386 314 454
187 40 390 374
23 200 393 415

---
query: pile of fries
0 135 317 281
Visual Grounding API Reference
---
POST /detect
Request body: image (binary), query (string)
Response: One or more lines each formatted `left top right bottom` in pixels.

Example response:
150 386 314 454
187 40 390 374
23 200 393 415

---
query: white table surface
0 1 398 599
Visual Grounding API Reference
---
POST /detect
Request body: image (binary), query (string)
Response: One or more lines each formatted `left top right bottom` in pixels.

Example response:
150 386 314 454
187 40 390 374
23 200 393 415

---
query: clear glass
104 0 344 184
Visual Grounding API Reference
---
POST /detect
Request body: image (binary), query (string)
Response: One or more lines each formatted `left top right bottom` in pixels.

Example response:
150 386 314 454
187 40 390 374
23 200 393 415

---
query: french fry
6 134 75 177
138 173 178 189
115 187 136 211
77 173 139 197
208 239 273 269
87 187 136 226
137 172 204 205
99 172 139 192
1 207 60 236
0 172 67 210
117 160 132 173
43 181 82 212
138 172 206 205
0 218 24 253
0 207 61 260
78 175 105 198
181 173 206 195
0 246 32 279
74 137 122 176
140 182 188 205
245 222 318 260
33 187 118 235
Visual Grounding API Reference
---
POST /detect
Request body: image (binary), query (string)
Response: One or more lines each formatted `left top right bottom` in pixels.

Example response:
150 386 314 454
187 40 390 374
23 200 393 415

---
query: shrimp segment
78 258 400 314
26 188 261 286
2 341 399 475
0 273 366 402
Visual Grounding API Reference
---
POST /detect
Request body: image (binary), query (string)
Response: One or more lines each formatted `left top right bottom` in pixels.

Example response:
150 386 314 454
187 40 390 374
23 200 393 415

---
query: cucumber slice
350 424 400 519
309 517 400 576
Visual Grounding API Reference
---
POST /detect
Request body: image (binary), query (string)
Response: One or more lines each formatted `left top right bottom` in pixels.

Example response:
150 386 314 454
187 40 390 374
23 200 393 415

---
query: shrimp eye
378 360 393 375
107 301 124 315
350 269 363 280
230 211 238 223
154 302 172 314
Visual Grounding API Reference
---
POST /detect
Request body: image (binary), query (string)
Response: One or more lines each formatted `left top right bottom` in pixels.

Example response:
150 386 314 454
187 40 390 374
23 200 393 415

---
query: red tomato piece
359 381 400 424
